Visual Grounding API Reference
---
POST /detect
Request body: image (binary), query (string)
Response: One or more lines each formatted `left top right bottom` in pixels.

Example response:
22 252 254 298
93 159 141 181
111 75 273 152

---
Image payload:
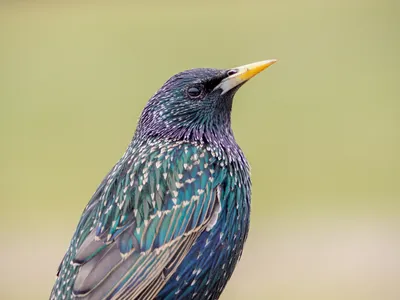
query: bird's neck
133 121 245 163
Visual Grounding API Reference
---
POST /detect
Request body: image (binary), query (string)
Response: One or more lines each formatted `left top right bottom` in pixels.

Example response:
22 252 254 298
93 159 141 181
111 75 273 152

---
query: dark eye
187 86 203 98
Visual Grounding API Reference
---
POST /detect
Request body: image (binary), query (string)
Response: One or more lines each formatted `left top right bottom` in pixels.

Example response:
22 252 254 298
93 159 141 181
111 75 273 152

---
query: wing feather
53 141 225 300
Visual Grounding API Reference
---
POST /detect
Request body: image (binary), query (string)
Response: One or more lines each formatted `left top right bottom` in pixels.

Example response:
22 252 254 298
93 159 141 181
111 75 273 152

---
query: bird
50 59 277 300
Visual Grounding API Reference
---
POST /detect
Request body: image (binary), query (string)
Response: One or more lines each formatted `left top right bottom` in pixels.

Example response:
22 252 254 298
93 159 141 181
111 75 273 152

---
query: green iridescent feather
52 139 231 299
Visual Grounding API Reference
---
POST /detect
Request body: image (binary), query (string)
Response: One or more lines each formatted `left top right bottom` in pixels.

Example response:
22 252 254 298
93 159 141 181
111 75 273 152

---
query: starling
50 59 277 300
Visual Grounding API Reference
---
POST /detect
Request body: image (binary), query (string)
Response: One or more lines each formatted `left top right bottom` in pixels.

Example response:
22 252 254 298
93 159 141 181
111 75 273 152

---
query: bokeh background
1 1 399 299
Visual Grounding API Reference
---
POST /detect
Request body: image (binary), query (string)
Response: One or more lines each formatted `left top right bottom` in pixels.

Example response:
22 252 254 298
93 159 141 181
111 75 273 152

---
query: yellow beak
214 59 277 95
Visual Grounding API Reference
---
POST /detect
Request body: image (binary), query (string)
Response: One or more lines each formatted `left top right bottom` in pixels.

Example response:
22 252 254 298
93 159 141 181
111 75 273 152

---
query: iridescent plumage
50 60 276 300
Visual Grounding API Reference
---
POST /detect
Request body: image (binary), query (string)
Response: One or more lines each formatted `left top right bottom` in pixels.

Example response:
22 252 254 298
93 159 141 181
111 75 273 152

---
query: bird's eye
187 86 203 98
227 69 238 76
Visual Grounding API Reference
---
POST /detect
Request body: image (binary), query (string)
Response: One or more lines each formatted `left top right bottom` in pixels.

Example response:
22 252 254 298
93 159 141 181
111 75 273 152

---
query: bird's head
136 60 277 146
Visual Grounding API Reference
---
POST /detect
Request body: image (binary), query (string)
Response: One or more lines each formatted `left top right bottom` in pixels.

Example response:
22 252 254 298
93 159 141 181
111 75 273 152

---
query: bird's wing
53 141 225 300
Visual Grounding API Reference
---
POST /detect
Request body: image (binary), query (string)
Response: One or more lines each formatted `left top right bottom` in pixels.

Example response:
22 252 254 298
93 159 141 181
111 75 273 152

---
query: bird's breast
158 160 251 299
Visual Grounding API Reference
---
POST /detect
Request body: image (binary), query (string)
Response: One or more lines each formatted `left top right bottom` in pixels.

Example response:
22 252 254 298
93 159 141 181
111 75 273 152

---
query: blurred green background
0 1 399 299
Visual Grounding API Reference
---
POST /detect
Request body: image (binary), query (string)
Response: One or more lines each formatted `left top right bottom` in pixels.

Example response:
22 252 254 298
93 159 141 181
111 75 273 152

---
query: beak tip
264 59 278 66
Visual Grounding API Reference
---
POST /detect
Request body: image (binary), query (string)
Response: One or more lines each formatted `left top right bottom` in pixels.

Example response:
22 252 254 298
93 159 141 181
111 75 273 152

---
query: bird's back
51 138 250 300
